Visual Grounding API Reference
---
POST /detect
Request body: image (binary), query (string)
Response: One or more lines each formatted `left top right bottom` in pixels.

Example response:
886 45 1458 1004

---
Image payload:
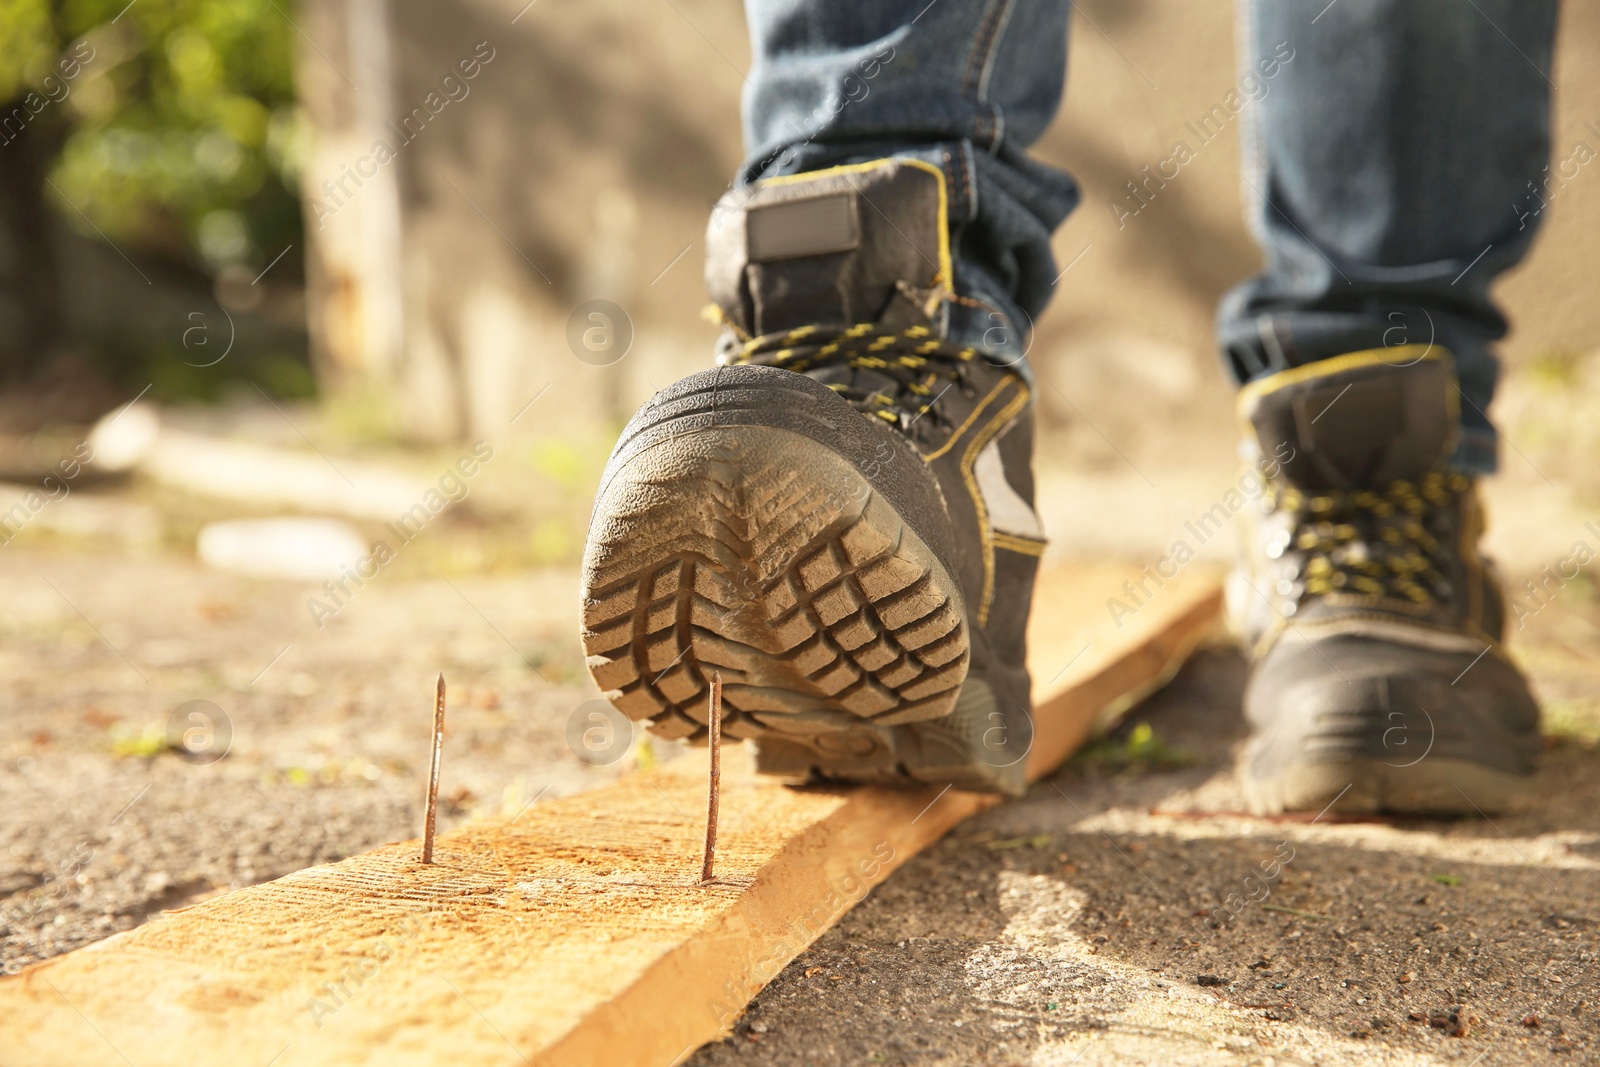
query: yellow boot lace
723 322 979 429
1271 470 1472 607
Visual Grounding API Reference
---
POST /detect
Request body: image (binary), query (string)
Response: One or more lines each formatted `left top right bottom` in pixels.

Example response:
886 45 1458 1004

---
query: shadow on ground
692 644 1600 1066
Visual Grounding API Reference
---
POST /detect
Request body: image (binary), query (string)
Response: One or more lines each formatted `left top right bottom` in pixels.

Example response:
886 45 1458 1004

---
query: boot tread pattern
581 429 968 742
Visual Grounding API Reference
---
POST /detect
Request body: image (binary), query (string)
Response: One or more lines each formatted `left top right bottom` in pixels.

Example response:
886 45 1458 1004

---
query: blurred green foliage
5 0 303 274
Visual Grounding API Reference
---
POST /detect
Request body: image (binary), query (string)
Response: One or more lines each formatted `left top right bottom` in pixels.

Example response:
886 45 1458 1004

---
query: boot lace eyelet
1270 475 1467 613
731 323 990 426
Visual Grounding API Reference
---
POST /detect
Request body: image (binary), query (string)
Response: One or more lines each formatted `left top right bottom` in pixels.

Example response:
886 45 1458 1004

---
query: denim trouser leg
740 0 1560 468
739 0 1079 371
1220 0 1560 473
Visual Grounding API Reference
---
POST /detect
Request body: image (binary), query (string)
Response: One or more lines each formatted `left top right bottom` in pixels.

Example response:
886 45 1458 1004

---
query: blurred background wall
298 0 1600 462
4 0 1598 469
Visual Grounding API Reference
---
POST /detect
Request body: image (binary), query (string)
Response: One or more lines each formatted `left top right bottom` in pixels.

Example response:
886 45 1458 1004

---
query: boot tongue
1241 354 1458 491
704 159 951 338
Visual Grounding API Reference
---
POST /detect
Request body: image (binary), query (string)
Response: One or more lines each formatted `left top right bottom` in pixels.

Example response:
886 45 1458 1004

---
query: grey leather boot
1231 349 1540 815
581 159 1043 795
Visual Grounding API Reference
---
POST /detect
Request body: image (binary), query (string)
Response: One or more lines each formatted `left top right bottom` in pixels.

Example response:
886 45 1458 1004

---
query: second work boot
1231 348 1541 815
580 159 1045 795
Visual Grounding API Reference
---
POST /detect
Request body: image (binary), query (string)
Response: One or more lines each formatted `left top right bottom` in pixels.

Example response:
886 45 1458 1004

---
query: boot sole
582 424 970 745
752 676 1030 797
1243 757 1532 817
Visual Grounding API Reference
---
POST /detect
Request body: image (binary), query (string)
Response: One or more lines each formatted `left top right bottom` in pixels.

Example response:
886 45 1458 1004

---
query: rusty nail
701 672 722 883
422 673 445 863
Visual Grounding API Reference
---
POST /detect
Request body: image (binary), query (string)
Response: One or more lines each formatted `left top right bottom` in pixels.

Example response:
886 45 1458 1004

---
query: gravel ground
4 525 1598 1066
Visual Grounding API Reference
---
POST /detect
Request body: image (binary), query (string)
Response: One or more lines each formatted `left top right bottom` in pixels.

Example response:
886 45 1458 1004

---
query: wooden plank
3 566 1221 1067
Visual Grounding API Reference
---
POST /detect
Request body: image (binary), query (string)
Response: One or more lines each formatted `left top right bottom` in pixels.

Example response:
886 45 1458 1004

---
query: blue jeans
738 0 1559 473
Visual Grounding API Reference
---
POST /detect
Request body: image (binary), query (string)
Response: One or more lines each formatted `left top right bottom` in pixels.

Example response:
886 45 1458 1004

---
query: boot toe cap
1242 634 1540 812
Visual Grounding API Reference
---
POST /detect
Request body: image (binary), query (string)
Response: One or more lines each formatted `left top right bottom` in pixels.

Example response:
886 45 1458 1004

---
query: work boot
580 159 1043 795
1231 348 1540 815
